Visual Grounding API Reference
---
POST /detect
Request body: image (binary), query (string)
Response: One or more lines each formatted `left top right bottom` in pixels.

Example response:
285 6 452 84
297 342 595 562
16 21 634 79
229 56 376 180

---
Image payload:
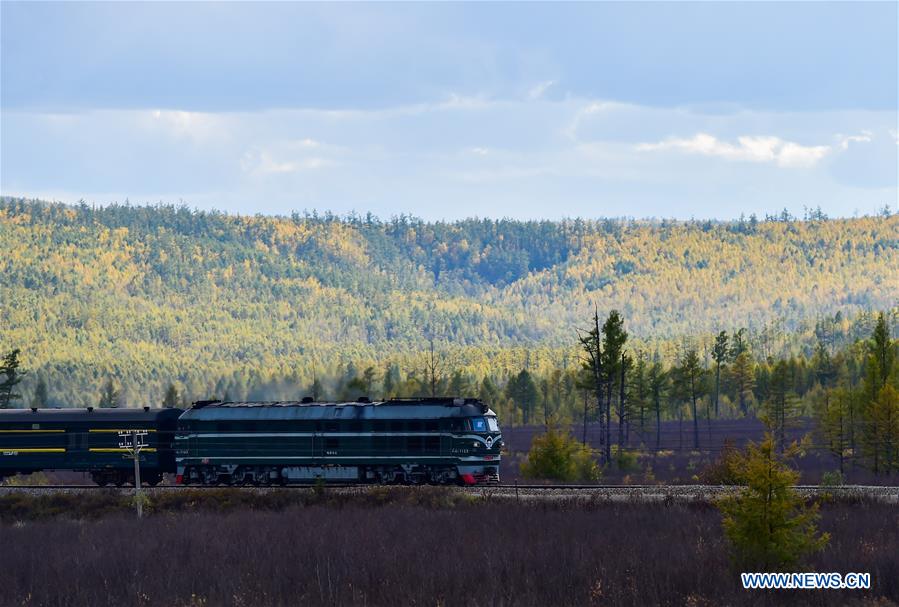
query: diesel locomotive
176 397 502 485
0 397 502 486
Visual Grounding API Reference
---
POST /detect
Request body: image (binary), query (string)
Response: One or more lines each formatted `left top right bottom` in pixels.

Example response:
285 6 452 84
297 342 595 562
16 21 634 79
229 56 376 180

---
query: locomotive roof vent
143 406 150 412
301 396 314 404
30 407 38 413
357 396 370 403
192 400 221 409
87 406 94 412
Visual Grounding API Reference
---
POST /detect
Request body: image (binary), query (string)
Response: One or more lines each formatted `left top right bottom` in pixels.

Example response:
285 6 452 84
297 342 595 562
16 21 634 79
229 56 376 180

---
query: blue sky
2 2 896 220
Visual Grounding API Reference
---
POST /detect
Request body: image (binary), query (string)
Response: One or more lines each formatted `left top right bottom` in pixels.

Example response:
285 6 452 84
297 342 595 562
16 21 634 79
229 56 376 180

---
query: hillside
1 198 897 406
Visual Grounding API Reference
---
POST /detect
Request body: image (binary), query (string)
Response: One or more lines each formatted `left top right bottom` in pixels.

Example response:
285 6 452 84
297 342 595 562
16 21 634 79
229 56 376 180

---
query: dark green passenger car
0 407 182 485
176 397 502 485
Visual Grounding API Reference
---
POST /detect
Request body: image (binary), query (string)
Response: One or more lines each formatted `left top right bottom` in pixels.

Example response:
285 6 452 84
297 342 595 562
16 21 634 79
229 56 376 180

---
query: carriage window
373 421 387 432
470 418 487 432
424 420 438 432
408 421 423 432
389 421 404 432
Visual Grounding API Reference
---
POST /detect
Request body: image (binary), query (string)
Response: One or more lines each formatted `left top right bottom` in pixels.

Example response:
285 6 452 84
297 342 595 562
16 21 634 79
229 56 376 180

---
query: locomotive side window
471 418 487 432
448 419 465 432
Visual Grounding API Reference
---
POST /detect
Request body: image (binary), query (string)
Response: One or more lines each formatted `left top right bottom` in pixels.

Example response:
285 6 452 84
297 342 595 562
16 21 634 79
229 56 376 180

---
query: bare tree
424 338 445 397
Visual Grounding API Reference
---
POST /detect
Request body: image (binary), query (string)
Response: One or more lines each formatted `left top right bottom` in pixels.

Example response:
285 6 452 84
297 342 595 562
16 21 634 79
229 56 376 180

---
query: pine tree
869 313 895 394
819 386 851 474
163 383 179 408
648 361 668 450
860 313 897 473
764 359 801 453
730 351 755 416
601 310 628 462
98 377 120 408
868 385 899 473
718 434 829 569
32 374 49 408
0 349 27 408
711 331 728 418
362 366 377 396
382 363 397 399
578 309 605 460
506 369 538 425
629 352 649 438
675 348 705 450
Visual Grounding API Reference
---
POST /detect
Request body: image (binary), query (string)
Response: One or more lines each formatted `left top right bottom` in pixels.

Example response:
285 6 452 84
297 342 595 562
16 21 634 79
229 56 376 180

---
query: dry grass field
0 488 896 606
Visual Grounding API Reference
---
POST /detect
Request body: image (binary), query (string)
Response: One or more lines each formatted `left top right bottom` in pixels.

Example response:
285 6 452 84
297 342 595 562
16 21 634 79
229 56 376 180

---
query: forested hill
1 198 897 406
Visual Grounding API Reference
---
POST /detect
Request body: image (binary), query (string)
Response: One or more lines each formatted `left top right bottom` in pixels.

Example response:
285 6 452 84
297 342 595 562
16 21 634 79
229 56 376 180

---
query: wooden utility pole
119 430 148 518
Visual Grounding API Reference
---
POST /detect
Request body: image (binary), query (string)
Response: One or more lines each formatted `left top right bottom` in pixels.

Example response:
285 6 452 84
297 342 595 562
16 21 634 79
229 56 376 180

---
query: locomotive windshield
470 417 500 432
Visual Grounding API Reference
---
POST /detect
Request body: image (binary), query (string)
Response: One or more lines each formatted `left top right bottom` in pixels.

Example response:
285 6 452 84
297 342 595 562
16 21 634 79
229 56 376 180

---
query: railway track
2 483 897 502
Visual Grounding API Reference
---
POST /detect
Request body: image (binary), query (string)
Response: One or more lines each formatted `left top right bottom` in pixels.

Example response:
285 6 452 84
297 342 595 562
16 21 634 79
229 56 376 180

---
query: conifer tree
764 359 801 453
730 351 756 416
867 385 899 473
601 310 628 461
98 377 120 408
718 434 829 569
0 349 27 409
712 331 728 417
163 383 179 408
819 386 851 474
32 374 49 408
578 309 605 460
675 347 705 450
648 361 668 450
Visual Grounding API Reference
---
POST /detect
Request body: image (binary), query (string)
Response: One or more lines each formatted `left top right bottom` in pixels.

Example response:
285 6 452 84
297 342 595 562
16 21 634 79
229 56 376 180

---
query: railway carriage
176 397 502 485
0 407 182 486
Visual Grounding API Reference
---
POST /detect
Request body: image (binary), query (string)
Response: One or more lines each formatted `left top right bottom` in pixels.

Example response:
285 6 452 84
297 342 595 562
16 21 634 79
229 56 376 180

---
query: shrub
699 440 743 485
820 470 844 488
520 426 600 482
612 446 640 472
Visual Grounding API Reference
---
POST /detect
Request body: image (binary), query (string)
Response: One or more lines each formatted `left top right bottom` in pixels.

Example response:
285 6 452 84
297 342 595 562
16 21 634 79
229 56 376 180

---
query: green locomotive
175 397 502 485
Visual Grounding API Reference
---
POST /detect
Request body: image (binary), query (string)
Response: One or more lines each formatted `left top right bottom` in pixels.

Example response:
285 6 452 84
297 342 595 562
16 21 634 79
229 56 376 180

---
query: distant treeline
1 197 897 416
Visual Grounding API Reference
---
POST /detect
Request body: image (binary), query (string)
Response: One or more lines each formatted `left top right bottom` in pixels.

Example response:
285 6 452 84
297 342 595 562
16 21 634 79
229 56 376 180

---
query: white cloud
147 109 223 142
527 80 556 100
470 147 489 156
240 140 337 175
838 130 873 150
636 133 830 168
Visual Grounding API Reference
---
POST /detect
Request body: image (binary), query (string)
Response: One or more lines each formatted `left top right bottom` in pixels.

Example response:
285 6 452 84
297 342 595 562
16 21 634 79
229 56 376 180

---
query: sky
1 2 897 221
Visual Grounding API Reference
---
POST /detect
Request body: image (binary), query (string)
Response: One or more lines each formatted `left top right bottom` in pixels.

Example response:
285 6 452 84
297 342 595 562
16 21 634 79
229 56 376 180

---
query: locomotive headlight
472 441 480 448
